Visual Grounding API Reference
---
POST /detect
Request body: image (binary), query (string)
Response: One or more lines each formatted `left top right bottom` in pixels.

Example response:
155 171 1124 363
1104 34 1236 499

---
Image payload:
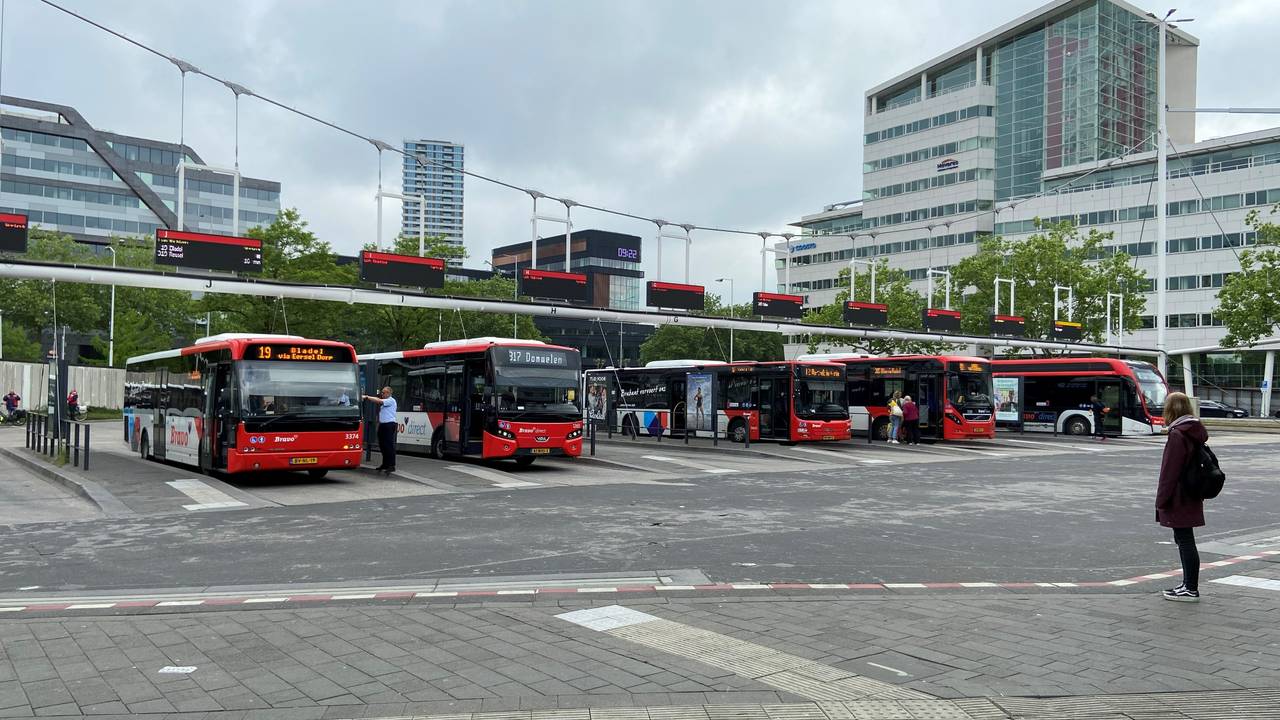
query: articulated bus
124 334 364 476
360 338 584 465
991 357 1168 435
800 354 996 441
586 359 851 443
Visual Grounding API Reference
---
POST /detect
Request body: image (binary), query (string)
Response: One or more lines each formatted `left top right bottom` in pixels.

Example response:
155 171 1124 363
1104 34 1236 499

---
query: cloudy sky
6 0 1279 296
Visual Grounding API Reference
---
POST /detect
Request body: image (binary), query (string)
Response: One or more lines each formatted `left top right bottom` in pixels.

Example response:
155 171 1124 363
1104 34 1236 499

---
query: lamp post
715 277 734 361
105 245 117 367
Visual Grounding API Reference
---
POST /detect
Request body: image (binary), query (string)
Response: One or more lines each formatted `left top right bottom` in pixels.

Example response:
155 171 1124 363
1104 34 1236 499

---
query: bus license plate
823 435 835 440
531 448 551 455
289 457 319 465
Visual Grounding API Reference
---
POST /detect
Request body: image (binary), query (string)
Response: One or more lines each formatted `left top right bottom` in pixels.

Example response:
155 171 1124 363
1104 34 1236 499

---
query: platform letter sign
646 281 705 311
753 292 805 319
519 268 591 304
1052 320 1083 341
0 213 29 253
154 229 263 273
843 301 889 327
922 308 962 333
990 314 1027 337
359 251 446 289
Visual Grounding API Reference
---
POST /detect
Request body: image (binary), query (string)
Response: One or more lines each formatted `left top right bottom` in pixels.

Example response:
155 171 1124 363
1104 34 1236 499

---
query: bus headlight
495 427 516 440
566 428 582 440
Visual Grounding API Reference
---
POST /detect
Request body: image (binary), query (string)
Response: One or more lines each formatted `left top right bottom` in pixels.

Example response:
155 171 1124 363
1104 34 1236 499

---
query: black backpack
1182 442 1225 500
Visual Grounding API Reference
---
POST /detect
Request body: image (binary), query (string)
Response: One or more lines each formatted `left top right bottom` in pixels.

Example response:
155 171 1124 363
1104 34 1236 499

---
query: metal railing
25 413 91 471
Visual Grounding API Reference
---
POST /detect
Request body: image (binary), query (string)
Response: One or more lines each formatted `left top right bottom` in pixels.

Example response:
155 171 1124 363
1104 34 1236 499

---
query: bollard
74 423 81 468
743 412 750 449
589 419 597 456
84 423 91 471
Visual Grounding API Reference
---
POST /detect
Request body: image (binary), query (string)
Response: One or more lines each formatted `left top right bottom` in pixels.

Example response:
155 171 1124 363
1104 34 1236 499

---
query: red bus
586 359 851 443
359 338 583 465
800 354 996 441
124 334 363 476
991 357 1168 436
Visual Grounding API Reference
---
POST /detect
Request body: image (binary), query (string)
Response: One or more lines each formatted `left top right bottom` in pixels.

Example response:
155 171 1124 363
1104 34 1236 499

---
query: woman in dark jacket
1155 391 1206 602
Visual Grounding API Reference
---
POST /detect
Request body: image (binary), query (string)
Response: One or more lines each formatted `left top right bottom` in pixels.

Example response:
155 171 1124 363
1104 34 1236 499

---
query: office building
785 0 1280 358
402 139 464 262
491 230 653 367
1 96 280 243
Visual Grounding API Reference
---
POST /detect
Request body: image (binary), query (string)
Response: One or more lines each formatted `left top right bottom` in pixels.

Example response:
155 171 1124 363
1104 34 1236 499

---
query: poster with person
994 376 1020 423
586 374 609 422
685 372 713 433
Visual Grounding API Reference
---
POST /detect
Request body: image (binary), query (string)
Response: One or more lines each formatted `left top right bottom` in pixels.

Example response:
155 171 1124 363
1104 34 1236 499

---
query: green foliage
639 295 782 364
949 221 1147 347
0 229 105 347
799 260 950 355
1217 206 1280 346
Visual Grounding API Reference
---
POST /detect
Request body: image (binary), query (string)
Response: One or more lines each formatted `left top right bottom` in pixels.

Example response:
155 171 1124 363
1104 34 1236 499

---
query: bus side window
726 376 753 408
424 369 445 413
445 366 464 410
847 377 869 406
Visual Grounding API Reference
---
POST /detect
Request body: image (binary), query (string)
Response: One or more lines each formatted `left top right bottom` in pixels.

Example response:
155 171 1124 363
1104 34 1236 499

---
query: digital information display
798 365 842 379
495 346 580 369
646 281 705 311
0 213 28 253
247 344 354 363
922 308 962 333
844 301 889 326
360 251 445 288
155 229 263 273
519 268 591 304
1052 320 1083 341
990 314 1027 337
753 291 805 319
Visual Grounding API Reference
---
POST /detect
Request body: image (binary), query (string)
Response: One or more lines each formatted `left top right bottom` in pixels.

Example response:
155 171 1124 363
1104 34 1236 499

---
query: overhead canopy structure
0 259 1164 359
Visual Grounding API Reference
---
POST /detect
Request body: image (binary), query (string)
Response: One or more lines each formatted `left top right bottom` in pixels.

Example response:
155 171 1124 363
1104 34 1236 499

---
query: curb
1200 418 1280 434
0 446 135 517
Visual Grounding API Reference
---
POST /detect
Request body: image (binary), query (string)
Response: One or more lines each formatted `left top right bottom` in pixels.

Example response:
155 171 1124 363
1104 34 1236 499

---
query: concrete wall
0 361 123 410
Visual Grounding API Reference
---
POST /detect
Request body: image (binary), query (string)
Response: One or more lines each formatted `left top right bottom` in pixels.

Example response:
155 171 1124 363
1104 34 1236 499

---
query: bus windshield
1130 363 1168 412
796 379 848 419
493 366 581 418
237 361 361 418
947 367 993 410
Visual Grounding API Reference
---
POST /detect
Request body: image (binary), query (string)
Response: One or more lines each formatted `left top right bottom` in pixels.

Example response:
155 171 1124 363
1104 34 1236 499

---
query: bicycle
0 408 29 427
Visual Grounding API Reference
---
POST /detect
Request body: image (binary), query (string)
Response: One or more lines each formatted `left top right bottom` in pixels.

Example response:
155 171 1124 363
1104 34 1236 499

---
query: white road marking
933 446 1009 458
641 455 737 474
158 666 197 674
329 594 376 600
166 479 249 511
446 464 539 487
866 662 911 677
1212 575 1280 592
65 603 115 610
789 447 894 464
156 600 204 607
0 607 24 612
997 437 1106 453
557 605 659 631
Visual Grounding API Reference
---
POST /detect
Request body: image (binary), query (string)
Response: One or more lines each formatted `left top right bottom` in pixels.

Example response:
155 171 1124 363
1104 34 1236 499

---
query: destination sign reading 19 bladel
154 229 263 273
247 344 354 362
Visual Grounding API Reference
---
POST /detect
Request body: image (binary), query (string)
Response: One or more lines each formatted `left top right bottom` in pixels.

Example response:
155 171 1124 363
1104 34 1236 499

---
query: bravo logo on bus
166 415 202 465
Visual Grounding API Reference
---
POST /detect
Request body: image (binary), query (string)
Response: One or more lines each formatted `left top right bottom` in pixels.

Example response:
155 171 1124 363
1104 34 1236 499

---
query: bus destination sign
360 251 445 288
498 347 578 369
753 291 805 319
922 308 962 333
155 229 263 273
248 344 353 363
1052 320 1083 341
646 281 705 311
799 366 842 379
843 301 888 326
990 314 1027 337
519 268 591 304
0 213 29 253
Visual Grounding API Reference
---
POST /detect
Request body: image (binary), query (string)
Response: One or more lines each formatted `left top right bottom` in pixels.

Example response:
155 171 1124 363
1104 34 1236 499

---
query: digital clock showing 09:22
247 344 354 363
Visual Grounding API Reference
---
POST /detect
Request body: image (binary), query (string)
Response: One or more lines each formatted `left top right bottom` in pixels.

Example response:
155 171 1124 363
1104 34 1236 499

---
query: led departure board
519 268 591 304
0 213 28 253
246 344 354 363
753 291 805 319
922 308 962 333
843 301 889 326
990 314 1027 337
360 251 445 288
155 229 263 273
646 281 705 311
1052 320 1083 341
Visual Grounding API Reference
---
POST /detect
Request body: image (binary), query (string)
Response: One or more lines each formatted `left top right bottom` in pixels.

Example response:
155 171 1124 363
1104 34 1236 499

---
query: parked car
1197 400 1248 418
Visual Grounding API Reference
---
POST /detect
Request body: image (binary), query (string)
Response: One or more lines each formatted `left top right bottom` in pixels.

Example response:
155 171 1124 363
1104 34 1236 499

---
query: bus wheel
621 414 637 437
430 431 446 459
514 456 535 467
140 432 151 460
307 469 329 479
873 418 890 441
1065 417 1090 436
728 420 748 444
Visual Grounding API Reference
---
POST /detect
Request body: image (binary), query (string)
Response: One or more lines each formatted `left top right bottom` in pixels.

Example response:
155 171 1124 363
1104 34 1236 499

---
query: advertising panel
685 372 714 434
995 376 1021 423
586 373 609 422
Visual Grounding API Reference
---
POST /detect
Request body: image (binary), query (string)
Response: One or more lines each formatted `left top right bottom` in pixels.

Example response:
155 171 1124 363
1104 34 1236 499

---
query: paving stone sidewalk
1 584 1278 719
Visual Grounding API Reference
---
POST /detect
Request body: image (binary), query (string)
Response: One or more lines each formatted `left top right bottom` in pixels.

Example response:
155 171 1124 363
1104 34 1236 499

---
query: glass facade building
402 139 464 264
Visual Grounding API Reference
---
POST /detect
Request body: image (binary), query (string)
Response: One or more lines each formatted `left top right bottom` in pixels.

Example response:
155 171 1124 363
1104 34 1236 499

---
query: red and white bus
800 354 996 441
124 334 363 476
359 338 583 465
991 357 1168 435
586 359 851 443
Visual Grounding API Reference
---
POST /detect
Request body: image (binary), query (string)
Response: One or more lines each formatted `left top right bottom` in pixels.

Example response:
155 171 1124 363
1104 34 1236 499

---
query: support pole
1182 353 1194 396
1262 350 1275 418
1156 18 1169 378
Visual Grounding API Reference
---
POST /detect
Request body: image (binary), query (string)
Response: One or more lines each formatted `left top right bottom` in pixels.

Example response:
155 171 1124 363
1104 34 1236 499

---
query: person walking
901 395 921 445
1156 391 1207 602
66 389 80 419
2 390 19 419
1090 394 1108 441
363 386 399 476
887 390 903 444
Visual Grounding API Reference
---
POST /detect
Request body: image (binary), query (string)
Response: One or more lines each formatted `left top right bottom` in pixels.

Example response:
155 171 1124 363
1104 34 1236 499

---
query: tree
799 259 952 355
0 229 106 348
1216 206 1280 346
639 295 782 364
949 221 1147 347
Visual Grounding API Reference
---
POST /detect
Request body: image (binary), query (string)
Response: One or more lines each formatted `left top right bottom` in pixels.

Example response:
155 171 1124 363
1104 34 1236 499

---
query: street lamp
105 245 117 367
484 260 519 338
715 277 734 362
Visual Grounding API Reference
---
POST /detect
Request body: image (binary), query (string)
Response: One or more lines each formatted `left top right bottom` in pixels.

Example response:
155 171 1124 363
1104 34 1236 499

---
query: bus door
155 369 169 458
757 377 789 439
464 360 489 450
204 363 234 471
1098 379 1124 435
670 377 687 437
444 363 465 448
914 373 944 439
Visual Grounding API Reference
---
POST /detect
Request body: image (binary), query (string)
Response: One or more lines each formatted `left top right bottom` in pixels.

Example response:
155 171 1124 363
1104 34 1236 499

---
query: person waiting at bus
1090 394 1108 442
901 395 920 445
2 390 19 419
363 386 398 475
888 391 903 444
66 389 80 419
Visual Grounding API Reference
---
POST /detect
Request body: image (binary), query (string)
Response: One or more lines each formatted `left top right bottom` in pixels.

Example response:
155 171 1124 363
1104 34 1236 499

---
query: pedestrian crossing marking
641 455 737 474
166 479 249 511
